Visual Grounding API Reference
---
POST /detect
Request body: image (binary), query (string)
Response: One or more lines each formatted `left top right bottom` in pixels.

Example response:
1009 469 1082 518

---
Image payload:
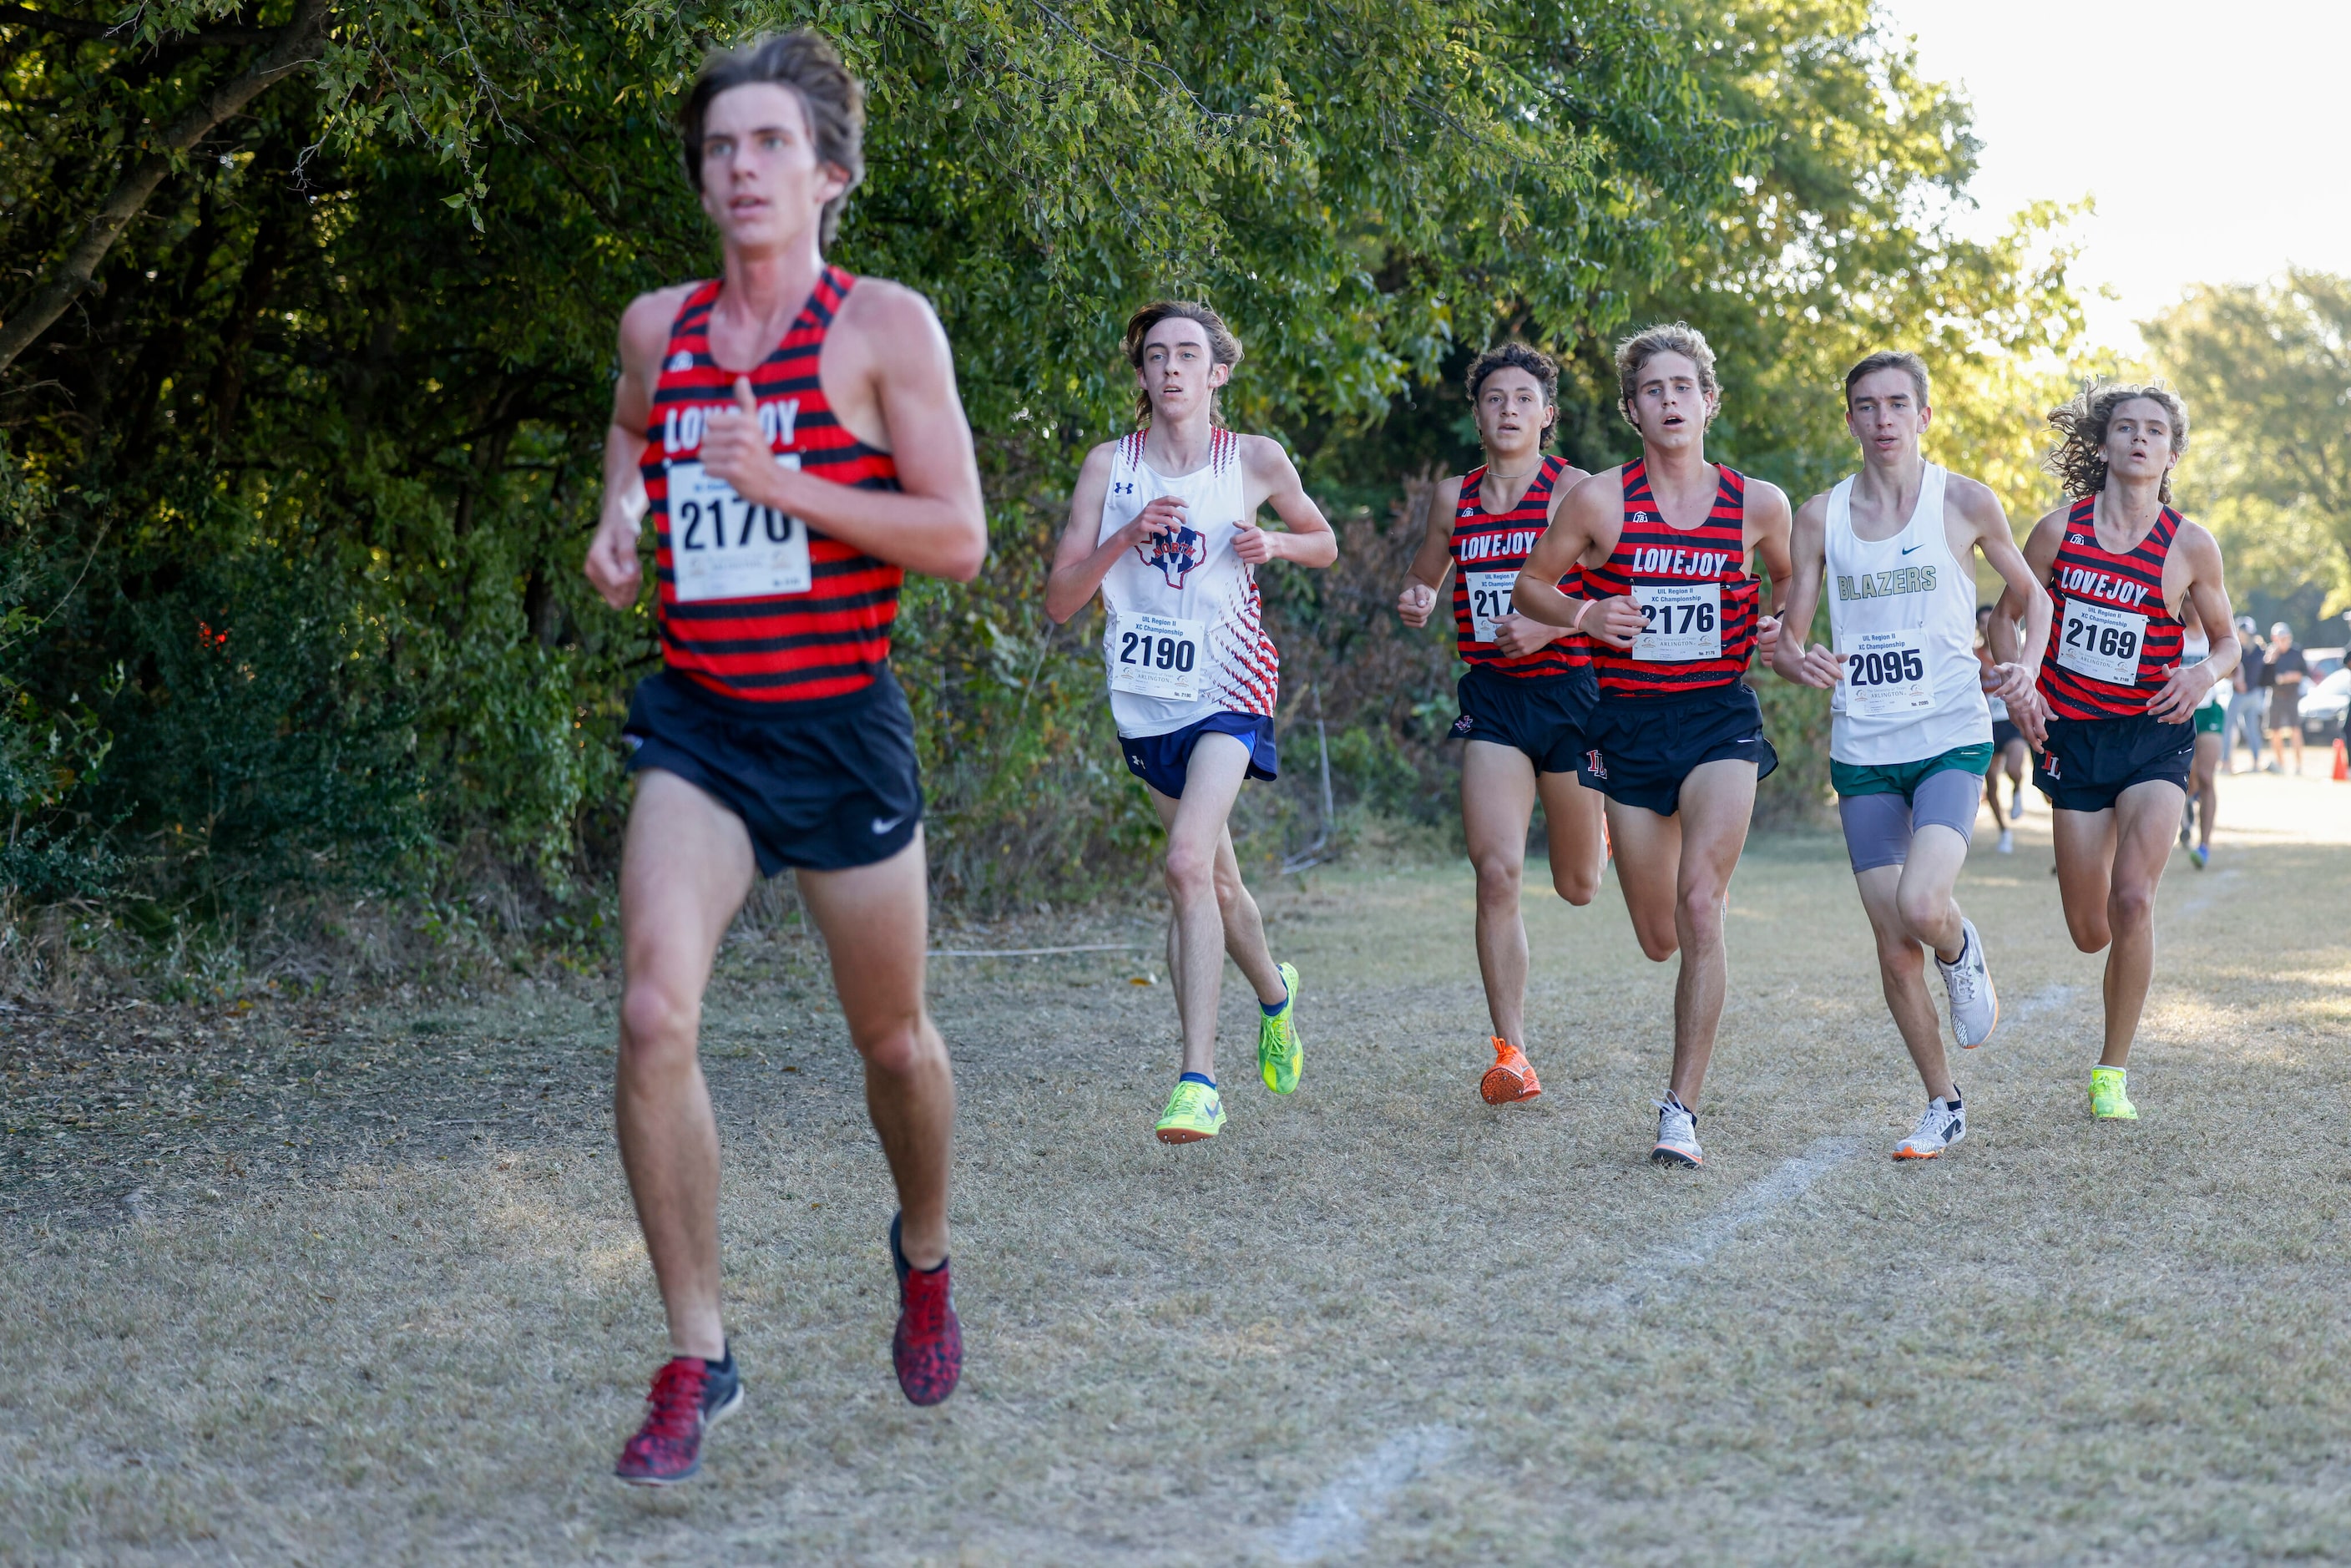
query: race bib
1839 628 1932 718
2056 599 2146 686
1465 570 1519 645
1109 612 1205 701
666 457 812 604
1632 582 1722 662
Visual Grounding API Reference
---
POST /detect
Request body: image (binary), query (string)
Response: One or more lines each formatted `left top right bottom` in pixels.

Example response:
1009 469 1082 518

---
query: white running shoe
1937 918 1999 1049
1893 1096 1966 1160
2010 795 2027 821
1651 1097 1704 1167
1996 828 2015 854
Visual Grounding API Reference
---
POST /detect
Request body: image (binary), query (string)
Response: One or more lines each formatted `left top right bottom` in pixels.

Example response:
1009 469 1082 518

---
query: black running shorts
623 667 923 875
1449 665 1597 775
1576 682 1778 818
2033 712 2192 813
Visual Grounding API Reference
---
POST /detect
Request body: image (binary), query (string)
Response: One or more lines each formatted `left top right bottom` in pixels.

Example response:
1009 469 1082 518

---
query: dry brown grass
4 774 2349 1565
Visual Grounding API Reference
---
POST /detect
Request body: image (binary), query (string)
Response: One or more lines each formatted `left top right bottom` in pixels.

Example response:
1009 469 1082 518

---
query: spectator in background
2227 615 2266 773
2263 621 2307 775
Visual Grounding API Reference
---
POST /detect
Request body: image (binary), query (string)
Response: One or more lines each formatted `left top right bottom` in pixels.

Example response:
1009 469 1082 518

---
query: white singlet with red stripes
1096 428 1280 738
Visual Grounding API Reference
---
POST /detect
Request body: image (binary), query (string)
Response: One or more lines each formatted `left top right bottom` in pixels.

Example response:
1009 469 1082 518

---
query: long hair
2044 382 2190 503
680 32 866 247
1123 301 1242 428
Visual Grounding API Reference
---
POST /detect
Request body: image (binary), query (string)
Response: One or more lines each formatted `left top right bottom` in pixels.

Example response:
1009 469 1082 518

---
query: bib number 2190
1110 612 1205 701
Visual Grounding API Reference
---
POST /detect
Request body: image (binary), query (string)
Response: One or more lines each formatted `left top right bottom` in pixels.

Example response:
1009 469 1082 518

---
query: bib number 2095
1839 628 1932 717
1110 612 1205 701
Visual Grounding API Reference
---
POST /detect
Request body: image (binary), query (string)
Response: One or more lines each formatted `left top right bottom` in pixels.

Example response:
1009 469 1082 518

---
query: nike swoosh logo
1900 543 1921 554
871 815 905 835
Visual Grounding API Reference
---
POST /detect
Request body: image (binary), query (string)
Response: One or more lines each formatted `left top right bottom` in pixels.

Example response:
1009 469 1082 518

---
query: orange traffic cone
2333 736 2348 781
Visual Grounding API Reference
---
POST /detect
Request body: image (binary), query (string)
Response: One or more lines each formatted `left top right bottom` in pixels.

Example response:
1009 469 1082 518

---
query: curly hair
1614 321 1717 430
1123 300 1242 428
1466 341 1559 407
680 32 865 247
2044 382 2190 503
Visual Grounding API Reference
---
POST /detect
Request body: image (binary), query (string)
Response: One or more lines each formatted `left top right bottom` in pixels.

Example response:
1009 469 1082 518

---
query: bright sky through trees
1878 0 2351 351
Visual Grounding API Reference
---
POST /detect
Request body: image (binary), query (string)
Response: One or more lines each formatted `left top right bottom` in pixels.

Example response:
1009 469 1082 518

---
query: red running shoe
890 1212 963 1406
614 1350 742 1486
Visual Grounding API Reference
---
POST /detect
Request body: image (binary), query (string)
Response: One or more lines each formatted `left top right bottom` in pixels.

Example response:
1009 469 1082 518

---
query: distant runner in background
1394 343 1605 1106
2261 622 2307 776
2224 615 2266 773
2000 382 2238 1122
1772 351 2050 1161
2178 595 2224 867
1977 604 2030 852
1047 301 1336 1145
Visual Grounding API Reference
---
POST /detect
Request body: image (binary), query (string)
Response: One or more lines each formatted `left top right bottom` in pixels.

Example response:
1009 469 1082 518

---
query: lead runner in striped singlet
1046 301 1336 1146
580 33 988 1484
1393 343 1604 1105
1512 323 1794 1170
1771 352 2052 1161
1996 383 2238 1123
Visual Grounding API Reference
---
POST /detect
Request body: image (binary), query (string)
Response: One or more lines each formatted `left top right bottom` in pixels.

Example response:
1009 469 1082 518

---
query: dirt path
5 773 2349 1565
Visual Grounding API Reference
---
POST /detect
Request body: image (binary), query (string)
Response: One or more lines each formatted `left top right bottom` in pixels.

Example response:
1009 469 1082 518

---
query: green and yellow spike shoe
2090 1065 2138 1120
1257 961 1303 1095
1154 1080 1226 1144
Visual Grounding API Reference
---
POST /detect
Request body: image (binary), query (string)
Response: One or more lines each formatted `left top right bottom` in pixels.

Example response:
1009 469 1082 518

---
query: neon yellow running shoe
1155 1080 1226 1144
2090 1066 2138 1120
1257 961 1302 1095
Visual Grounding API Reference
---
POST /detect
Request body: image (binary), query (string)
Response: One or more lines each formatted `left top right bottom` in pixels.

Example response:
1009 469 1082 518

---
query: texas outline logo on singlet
1138 526 1206 589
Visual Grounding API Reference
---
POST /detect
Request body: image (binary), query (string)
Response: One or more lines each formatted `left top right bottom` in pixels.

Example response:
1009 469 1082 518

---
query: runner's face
1474 367 1553 456
1845 368 1929 460
2102 398 2179 488
697 84 848 250
1137 319 1228 422
1624 352 1715 448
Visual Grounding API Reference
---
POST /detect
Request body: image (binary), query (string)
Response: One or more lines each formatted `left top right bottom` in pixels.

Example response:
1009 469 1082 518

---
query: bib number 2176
1632 582 1722 662
1110 612 1205 701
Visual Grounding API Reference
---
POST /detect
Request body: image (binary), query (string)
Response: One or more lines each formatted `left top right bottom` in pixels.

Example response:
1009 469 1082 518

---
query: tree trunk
0 0 331 377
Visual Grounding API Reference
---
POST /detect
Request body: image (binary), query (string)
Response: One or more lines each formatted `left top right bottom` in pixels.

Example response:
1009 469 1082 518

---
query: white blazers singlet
1097 428 1280 737
1825 463 1991 764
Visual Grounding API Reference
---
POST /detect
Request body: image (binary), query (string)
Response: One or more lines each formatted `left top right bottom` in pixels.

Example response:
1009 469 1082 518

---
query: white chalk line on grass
1269 1135 1871 1559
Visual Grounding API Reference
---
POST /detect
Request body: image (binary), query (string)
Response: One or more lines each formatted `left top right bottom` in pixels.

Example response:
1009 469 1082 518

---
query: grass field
5 767 2350 1565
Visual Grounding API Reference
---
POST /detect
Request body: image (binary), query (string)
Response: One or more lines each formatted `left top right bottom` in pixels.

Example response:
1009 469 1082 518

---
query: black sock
705 1343 733 1374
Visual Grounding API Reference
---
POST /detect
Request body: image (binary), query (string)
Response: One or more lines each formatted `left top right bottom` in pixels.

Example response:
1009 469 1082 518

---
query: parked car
2305 646 2345 682
2301 667 2351 742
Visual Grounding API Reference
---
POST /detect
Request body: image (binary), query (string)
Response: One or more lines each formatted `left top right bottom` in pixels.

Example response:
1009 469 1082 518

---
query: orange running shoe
1479 1038 1543 1105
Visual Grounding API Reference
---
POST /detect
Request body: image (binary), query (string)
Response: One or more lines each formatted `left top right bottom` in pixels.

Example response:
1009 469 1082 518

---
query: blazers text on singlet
1585 459 1761 699
641 267 902 705
1449 456 1590 678
2035 495 2187 723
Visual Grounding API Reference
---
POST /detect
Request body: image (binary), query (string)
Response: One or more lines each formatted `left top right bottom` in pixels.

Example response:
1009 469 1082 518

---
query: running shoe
1154 1080 1226 1143
889 1213 962 1406
1936 918 1999 1049
2090 1066 2138 1120
614 1349 743 1486
2010 794 2028 821
1257 961 1303 1095
1651 1097 1703 1167
1997 828 2015 854
2178 814 2192 848
1893 1096 1966 1160
2190 844 2209 869
1480 1037 1543 1105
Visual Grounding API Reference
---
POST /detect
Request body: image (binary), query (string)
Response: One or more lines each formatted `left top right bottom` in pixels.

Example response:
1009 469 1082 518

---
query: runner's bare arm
585 288 696 611
1396 476 1461 629
1954 476 2050 711
1234 438 1337 569
2149 524 2239 723
696 283 988 583
1768 491 1843 689
1514 470 1617 639
1044 443 1183 625
1489 463 1593 658
1994 505 2068 745
1747 478 1797 669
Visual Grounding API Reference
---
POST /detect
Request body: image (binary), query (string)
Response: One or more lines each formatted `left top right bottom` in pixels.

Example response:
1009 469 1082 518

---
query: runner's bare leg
1660 758 1758 1106
1537 766 1607 905
1462 740 1540 1044
1148 733 1260 1080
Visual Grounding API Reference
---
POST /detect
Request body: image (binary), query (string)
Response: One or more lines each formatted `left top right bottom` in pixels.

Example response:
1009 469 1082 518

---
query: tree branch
0 0 331 377
1 5 277 44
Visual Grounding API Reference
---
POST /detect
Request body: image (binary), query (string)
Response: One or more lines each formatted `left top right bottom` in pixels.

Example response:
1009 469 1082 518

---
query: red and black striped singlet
2035 494 2186 722
1449 457 1589 678
1585 459 1759 699
642 269 902 704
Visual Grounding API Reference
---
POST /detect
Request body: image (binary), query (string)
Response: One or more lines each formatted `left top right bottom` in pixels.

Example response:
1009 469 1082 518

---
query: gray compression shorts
1837 767 1982 873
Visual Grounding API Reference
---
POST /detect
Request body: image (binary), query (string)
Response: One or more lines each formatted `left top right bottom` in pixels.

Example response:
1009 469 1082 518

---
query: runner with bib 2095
1996 383 2239 1122
1513 323 1794 1170
580 33 987 1485
1393 343 1605 1107
1046 301 1336 1145
1771 352 2053 1161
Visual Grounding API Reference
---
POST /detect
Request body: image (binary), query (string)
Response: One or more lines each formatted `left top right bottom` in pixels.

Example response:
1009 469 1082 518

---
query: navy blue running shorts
2034 713 2192 812
1449 665 1597 775
1121 711 1278 801
623 667 923 876
1991 717 2023 751
1576 682 1778 818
